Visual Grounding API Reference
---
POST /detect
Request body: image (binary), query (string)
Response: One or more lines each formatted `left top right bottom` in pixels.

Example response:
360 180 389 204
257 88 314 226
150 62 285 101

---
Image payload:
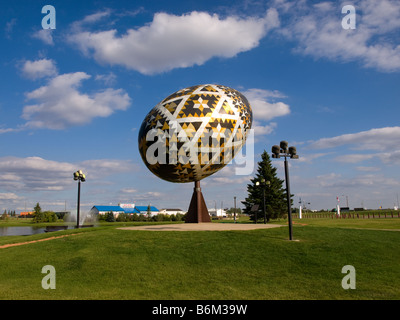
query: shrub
174 213 186 221
44 211 58 222
116 213 128 222
33 210 58 223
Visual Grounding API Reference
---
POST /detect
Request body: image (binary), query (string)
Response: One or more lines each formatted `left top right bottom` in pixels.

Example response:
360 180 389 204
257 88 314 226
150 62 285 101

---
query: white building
91 205 126 217
208 208 227 217
159 208 185 215
91 204 159 217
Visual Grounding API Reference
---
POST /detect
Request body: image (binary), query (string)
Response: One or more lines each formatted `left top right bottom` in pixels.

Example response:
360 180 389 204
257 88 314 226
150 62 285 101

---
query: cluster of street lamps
73 170 86 228
271 141 298 240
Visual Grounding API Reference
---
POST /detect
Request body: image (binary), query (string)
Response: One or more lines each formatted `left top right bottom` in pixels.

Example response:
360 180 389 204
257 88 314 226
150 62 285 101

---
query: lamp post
234 196 237 223
73 170 86 228
271 141 299 240
256 179 271 224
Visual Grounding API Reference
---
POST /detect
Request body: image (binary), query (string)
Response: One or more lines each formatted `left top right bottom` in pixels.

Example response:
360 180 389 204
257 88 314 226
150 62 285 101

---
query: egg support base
185 180 211 223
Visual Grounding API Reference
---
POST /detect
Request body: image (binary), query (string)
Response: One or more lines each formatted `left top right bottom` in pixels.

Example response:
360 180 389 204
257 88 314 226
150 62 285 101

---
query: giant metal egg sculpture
138 84 252 183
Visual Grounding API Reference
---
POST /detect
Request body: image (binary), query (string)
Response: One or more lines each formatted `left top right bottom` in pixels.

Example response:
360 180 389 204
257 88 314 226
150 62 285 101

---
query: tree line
99 211 186 222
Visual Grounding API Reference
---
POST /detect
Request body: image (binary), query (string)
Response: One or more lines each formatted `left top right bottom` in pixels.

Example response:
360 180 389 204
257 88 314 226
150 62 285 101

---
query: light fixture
271 141 299 240
73 170 86 228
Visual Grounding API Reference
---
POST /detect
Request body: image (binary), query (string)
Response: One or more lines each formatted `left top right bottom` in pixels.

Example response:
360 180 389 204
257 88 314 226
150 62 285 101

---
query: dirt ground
0 233 80 249
118 223 284 231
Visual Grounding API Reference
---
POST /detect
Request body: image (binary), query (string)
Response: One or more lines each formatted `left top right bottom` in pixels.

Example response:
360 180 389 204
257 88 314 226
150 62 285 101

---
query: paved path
118 223 284 231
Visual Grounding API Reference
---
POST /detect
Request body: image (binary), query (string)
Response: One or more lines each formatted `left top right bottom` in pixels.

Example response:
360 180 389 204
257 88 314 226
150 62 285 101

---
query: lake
0 225 91 236
0 226 47 236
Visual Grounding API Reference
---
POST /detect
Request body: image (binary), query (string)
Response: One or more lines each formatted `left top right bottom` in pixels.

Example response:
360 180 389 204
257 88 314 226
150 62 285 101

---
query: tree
32 202 58 223
43 211 58 222
147 204 152 219
34 203 42 215
242 150 289 222
1 210 8 220
116 212 128 222
105 211 115 222
33 203 44 223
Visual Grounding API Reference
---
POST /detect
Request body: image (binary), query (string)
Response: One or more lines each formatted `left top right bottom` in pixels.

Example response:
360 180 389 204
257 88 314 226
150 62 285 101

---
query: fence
292 211 400 219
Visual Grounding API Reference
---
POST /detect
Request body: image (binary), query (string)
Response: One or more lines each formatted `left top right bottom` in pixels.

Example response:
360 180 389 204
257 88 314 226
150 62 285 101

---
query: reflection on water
0 226 46 236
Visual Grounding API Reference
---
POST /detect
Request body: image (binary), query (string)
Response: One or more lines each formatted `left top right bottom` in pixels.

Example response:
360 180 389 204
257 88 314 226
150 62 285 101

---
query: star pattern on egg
138 84 252 183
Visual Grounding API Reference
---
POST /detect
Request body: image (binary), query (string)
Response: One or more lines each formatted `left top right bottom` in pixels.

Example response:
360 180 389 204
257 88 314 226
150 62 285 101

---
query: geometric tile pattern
138 84 252 183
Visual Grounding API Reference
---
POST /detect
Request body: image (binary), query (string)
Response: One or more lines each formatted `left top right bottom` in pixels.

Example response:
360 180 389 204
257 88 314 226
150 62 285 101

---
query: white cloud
356 166 381 172
244 88 290 121
23 72 131 129
207 162 254 185
309 126 400 151
242 88 290 138
120 188 138 194
0 127 22 134
95 72 117 85
130 191 165 202
297 152 331 163
0 156 76 191
5 18 17 39
68 9 280 74
322 173 399 189
0 156 136 192
21 58 58 79
253 122 277 137
0 192 21 200
70 9 112 31
334 154 375 163
276 0 400 72
32 29 54 45
80 159 138 178
378 150 400 165
307 127 400 165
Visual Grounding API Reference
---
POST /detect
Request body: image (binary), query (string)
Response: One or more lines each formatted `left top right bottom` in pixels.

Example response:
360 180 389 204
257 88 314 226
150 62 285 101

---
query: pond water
0 225 92 236
0 226 47 236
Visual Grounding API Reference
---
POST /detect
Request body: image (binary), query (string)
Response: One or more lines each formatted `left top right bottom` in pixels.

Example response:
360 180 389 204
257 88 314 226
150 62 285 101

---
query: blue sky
1 0 400 213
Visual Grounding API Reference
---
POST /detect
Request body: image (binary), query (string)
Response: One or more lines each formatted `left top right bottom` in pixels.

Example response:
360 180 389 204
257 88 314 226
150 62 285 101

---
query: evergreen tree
34 203 42 215
33 202 44 223
105 211 115 222
242 150 289 222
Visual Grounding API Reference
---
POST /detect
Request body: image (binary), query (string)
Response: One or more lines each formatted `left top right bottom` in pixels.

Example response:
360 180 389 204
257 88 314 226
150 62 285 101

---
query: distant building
208 208 227 217
135 206 159 216
118 203 139 214
159 208 185 215
91 206 127 217
19 211 34 218
90 204 159 217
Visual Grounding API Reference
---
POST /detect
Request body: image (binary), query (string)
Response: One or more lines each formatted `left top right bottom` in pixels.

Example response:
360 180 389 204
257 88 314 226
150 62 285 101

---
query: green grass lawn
0 218 399 299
